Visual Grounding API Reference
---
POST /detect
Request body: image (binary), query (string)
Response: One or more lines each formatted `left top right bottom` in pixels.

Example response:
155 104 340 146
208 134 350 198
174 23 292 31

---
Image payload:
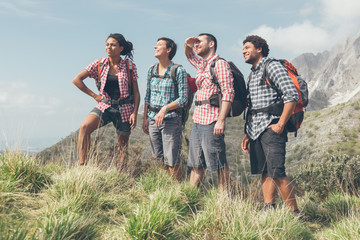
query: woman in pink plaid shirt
72 33 140 168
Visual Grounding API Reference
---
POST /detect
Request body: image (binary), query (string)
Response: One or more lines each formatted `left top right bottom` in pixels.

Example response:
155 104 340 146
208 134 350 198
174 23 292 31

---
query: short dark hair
243 35 269 57
157 37 177 60
107 33 134 60
199 33 217 52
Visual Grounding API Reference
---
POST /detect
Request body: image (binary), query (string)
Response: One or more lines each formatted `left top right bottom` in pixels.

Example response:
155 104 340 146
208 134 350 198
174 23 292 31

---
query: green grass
1 151 360 239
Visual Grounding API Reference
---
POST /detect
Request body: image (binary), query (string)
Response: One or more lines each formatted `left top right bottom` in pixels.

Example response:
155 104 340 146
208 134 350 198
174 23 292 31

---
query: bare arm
142 104 149 134
72 69 101 102
129 80 140 129
155 102 179 127
184 37 198 58
214 101 231 136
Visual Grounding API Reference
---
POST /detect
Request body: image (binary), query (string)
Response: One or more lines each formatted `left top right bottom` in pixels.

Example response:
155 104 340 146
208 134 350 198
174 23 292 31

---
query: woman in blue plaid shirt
142 37 189 181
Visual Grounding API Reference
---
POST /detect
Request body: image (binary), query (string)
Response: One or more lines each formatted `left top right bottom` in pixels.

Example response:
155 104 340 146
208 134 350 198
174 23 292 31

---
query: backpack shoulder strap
146 63 158 103
124 59 134 96
97 58 106 81
209 58 221 92
262 58 283 99
148 63 158 80
170 64 181 99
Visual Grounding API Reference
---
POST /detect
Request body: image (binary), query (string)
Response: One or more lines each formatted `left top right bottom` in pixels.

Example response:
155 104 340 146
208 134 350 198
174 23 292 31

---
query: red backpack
252 59 308 136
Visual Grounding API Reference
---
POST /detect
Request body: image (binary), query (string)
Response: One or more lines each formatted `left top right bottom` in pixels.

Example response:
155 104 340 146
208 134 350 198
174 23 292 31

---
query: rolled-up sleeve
186 51 205 71
174 66 189 108
215 60 235 102
268 61 299 103
85 59 101 80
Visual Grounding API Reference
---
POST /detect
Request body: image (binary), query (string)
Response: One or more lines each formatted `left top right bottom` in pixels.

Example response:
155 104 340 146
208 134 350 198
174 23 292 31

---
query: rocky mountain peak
292 31 360 110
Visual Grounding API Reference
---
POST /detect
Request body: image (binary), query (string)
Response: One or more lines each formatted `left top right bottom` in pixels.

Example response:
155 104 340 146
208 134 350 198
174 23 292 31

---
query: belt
148 106 179 113
100 97 133 106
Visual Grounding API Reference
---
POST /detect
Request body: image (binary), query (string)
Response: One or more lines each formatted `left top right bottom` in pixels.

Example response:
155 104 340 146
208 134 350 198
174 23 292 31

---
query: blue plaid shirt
144 62 189 120
246 57 299 140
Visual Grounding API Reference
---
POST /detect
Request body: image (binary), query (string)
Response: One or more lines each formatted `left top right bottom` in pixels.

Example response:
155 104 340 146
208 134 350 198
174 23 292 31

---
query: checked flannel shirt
246 57 299 140
187 52 234 125
144 62 189 120
86 57 139 123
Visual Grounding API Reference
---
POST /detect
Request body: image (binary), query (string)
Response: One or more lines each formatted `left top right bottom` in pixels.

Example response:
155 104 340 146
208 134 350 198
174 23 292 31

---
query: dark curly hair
243 35 269 57
107 33 134 60
157 37 177 60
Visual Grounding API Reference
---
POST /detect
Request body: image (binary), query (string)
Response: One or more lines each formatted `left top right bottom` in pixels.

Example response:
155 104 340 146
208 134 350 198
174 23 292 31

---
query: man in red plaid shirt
185 33 234 193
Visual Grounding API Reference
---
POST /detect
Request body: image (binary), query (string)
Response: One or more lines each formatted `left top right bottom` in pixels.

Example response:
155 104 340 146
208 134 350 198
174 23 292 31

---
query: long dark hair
107 33 134 60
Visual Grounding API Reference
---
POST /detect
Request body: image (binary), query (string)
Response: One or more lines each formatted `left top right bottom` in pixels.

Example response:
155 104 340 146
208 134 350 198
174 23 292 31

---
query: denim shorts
148 116 182 166
89 107 131 136
188 122 227 171
249 128 288 178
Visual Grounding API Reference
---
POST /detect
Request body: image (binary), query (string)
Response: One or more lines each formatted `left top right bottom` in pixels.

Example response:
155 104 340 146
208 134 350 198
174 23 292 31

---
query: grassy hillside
13 99 358 239
37 97 360 180
286 97 360 173
1 151 360 239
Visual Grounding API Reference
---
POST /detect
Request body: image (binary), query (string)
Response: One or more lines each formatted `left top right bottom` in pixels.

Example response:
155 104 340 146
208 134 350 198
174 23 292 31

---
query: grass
1 150 360 239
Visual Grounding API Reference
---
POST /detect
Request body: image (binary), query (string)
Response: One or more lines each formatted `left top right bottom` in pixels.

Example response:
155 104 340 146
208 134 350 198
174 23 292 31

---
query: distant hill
38 32 360 175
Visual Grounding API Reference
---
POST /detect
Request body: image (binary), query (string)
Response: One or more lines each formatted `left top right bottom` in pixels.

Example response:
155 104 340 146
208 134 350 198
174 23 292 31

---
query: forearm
184 44 194 58
72 70 95 98
162 102 179 112
132 82 140 114
218 101 232 122
278 101 297 127
143 104 149 120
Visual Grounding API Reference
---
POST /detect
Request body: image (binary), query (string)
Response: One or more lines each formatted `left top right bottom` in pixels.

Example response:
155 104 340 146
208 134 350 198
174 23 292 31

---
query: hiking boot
292 209 304 221
262 203 276 212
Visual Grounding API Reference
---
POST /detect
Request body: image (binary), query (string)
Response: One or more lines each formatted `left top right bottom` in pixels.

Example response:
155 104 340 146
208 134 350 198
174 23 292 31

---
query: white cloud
247 21 330 56
242 0 360 58
0 81 61 112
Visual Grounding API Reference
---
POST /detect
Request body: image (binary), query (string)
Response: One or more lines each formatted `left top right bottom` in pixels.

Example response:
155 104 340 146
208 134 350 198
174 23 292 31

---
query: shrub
182 191 312 240
295 154 360 200
38 212 99 240
300 193 360 223
0 152 52 193
43 166 131 214
125 189 180 239
317 214 360 240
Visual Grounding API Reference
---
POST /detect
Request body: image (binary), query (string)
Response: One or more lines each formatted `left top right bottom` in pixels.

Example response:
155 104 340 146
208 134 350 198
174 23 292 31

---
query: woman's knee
80 115 101 134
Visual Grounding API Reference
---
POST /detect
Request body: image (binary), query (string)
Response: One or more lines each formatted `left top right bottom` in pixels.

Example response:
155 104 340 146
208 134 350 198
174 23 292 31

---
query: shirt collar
104 57 124 67
251 57 268 72
206 54 219 64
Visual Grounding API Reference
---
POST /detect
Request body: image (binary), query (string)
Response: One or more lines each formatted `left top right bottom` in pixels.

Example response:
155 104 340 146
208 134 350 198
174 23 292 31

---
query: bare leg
190 167 205 187
168 165 182 182
78 114 102 165
262 173 277 204
274 176 298 211
218 165 230 193
117 134 129 170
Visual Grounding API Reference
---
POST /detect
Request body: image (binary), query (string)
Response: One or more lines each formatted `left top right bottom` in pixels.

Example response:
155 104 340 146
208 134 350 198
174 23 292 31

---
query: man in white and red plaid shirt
185 33 234 193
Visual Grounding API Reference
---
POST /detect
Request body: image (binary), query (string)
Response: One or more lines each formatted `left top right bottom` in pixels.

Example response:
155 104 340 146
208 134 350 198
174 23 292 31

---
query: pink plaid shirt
187 52 234 125
86 57 138 123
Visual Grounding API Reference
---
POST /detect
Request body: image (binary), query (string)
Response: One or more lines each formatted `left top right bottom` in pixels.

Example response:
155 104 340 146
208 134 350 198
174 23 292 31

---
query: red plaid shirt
86 57 138 123
187 52 234 125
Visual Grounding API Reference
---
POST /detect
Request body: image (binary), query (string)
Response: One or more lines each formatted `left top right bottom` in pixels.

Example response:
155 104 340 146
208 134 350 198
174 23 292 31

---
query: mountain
292 31 360 110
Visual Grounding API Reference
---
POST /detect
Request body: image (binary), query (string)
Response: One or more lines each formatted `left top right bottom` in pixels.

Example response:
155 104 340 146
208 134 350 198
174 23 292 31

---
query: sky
1 0 360 152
